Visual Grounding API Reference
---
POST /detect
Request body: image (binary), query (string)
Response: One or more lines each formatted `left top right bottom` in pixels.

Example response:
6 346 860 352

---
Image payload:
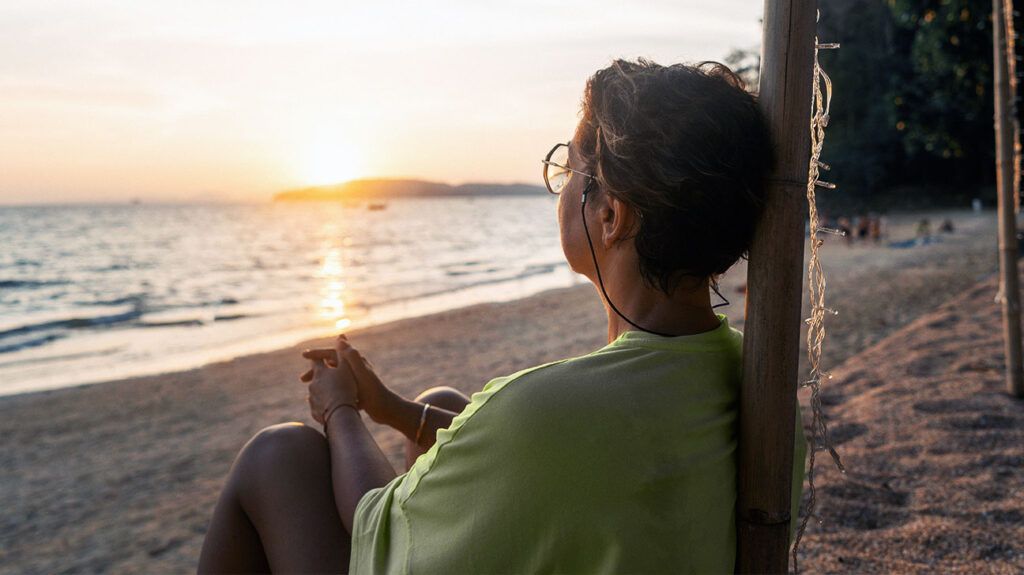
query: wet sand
0 209 1013 573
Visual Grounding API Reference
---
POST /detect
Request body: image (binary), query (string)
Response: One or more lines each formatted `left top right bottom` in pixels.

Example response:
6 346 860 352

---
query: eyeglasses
542 142 595 195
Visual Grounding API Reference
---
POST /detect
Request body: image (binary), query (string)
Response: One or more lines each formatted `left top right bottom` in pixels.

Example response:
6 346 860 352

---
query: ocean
0 197 579 396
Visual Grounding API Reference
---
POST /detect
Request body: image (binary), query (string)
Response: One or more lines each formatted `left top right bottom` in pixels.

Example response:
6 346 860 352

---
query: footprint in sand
828 422 868 445
822 477 910 531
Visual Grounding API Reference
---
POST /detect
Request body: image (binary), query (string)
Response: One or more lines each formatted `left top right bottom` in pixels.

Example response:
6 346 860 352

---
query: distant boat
367 203 387 211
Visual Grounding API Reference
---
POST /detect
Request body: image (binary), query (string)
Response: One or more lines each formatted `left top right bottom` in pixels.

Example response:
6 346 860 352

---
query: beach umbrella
736 1 819 572
993 0 1024 398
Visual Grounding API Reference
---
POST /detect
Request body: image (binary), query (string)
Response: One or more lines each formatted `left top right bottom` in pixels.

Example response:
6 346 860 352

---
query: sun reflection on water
316 246 353 329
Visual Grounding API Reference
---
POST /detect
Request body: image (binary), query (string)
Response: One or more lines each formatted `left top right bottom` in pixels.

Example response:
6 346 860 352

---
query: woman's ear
599 194 637 249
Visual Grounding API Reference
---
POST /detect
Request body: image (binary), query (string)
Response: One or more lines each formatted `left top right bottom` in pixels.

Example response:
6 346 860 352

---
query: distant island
273 178 547 201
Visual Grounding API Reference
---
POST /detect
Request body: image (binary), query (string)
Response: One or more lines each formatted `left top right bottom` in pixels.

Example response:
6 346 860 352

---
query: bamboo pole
736 1 818 573
993 0 1024 398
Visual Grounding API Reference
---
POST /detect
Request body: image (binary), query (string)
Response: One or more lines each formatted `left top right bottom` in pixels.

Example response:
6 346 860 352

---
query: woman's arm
377 394 461 451
304 337 398 533
303 340 462 451
323 405 397 533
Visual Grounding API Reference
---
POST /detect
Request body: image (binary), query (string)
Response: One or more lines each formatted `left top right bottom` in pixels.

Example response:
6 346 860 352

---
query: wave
445 267 501 277
82 294 240 309
137 318 204 328
0 308 143 342
0 279 69 289
81 295 146 307
0 333 66 354
0 259 42 268
0 344 120 369
440 259 485 268
90 263 131 272
135 311 253 327
0 302 254 348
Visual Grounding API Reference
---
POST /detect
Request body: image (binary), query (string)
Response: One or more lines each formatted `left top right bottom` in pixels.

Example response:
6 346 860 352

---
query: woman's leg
404 386 471 471
198 422 351 574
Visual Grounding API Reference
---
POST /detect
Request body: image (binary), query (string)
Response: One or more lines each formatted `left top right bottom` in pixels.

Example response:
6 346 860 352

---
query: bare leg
199 422 351 574
404 387 471 471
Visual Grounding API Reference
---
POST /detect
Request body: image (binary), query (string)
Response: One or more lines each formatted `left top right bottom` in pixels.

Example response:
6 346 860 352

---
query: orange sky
0 1 763 204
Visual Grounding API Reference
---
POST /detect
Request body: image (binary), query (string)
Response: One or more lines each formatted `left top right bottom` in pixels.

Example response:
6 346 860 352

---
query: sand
0 209 1017 574
794 274 1024 574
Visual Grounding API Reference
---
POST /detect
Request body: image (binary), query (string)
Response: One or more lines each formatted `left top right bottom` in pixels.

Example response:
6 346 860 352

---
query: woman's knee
224 423 347 566
235 422 328 479
413 386 471 413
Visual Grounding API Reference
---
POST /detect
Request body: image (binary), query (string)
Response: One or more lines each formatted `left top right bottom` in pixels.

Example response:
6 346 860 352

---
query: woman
198 58 805 574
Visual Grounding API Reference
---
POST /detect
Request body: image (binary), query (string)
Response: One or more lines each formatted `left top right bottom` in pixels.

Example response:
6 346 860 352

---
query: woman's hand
303 336 360 425
301 335 397 425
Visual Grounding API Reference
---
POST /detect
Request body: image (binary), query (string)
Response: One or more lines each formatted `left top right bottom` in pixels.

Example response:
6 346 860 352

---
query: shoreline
0 282 598 403
0 266 582 398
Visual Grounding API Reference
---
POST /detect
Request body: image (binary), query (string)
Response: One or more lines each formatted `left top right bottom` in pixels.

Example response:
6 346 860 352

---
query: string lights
790 14 846 573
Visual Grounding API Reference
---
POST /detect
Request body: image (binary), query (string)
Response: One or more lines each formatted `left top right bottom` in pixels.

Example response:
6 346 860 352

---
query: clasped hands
300 334 393 427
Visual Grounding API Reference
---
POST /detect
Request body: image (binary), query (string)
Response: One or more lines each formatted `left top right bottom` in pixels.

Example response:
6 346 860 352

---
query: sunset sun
300 137 363 186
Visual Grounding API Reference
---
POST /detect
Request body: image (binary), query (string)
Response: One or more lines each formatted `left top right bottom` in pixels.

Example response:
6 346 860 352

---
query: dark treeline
729 0 1017 210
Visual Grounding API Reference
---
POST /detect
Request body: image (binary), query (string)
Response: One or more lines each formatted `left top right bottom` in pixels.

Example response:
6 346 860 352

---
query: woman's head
560 58 774 296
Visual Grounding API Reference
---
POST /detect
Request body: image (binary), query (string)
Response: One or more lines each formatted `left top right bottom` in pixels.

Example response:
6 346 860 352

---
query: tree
886 0 995 190
790 0 1003 207
724 46 761 91
817 0 907 200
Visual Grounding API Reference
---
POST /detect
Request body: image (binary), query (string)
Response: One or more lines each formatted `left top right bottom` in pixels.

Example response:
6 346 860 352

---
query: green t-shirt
350 316 806 574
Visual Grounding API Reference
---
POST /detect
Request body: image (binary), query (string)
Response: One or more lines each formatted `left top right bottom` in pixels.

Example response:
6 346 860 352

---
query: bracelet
414 403 432 446
322 402 358 431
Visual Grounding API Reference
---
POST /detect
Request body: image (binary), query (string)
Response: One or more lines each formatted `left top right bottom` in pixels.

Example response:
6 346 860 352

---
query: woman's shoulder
522 321 744 381
478 331 743 421
478 357 573 393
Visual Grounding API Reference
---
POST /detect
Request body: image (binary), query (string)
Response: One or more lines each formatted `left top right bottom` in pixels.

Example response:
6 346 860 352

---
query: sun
300 137 363 186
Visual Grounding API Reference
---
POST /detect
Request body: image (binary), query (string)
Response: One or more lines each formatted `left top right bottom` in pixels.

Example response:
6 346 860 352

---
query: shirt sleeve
350 360 570 575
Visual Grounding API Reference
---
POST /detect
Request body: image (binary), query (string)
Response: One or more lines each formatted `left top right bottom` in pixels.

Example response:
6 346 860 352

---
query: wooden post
993 0 1024 398
736 1 818 573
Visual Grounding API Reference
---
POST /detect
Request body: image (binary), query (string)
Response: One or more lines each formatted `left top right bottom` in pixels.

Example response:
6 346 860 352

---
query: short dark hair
575 58 774 295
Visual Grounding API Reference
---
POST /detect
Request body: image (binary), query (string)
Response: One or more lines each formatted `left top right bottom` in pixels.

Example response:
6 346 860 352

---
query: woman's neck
603 277 720 343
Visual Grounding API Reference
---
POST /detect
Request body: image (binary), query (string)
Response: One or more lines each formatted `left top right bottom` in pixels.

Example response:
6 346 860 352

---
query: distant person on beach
837 216 853 246
939 218 955 234
198 59 805 574
856 214 870 241
917 218 932 243
869 213 883 244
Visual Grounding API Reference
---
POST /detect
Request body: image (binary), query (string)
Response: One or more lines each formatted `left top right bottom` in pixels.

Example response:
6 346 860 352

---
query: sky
0 1 764 204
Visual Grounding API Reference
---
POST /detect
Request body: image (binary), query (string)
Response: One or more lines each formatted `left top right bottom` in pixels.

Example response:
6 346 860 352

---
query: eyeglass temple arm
541 160 594 179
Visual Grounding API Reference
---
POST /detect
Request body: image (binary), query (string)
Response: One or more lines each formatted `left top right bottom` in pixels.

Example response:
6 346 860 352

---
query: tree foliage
811 0 1000 205
885 0 994 187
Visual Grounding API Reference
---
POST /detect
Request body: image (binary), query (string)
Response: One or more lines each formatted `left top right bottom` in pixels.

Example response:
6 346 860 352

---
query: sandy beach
795 273 1024 573
1 208 1018 574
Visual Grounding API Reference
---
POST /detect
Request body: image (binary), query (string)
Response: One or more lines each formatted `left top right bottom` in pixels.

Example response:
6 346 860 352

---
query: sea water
0 197 578 395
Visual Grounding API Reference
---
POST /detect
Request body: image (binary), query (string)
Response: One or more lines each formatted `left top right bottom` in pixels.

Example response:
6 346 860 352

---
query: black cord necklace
580 181 729 338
